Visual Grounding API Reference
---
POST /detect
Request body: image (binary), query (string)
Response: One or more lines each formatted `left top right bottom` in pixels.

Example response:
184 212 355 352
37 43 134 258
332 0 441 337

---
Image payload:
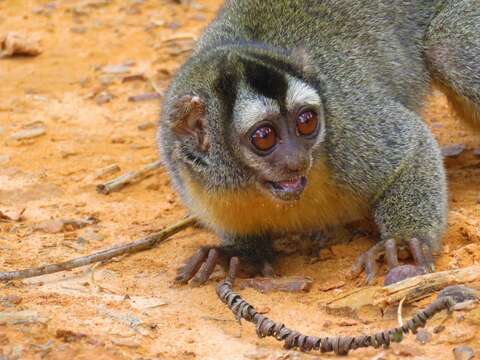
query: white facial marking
286 76 325 145
233 86 279 134
286 75 321 111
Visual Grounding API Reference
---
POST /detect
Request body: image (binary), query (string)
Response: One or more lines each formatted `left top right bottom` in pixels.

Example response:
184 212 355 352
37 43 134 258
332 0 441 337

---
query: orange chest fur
182 163 368 235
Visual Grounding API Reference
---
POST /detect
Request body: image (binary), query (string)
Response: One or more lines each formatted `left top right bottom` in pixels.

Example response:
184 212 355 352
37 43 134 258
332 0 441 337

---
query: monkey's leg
176 236 276 286
353 133 447 284
426 0 480 124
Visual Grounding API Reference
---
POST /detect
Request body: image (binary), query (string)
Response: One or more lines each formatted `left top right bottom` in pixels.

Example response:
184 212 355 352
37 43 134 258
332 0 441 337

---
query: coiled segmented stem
216 257 457 356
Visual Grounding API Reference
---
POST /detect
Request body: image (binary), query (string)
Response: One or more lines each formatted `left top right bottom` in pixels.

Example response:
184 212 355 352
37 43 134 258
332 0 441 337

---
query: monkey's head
159 44 325 202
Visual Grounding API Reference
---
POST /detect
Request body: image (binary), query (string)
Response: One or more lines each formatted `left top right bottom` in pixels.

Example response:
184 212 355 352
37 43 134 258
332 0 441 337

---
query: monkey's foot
351 238 434 285
175 246 275 286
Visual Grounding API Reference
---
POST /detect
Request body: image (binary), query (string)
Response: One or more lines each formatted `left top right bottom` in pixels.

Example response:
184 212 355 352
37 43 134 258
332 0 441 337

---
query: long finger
350 253 366 278
191 248 220 286
260 261 275 277
384 238 399 270
408 238 428 269
175 247 210 284
364 249 377 285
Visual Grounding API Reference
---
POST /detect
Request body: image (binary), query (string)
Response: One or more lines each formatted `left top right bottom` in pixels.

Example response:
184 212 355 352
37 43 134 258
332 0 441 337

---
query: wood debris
137 121 156 131
128 92 161 102
36 216 99 234
0 208 25 222
0 32 42 58
55 329 88 343
96 160 162 194
84 164 121 182
327 265 480 310
9 127 46 141
238 276 313 293
122 73 147 82
101 64 131 74
0 310 45 325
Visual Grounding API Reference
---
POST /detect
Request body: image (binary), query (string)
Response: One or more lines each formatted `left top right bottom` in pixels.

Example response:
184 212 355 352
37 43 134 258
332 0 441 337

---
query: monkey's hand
175 245 275 286
351 237 434 285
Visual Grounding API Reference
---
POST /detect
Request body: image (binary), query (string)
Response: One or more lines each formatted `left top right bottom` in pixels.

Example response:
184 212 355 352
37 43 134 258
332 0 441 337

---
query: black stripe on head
241 58 288 108
213 63 239 123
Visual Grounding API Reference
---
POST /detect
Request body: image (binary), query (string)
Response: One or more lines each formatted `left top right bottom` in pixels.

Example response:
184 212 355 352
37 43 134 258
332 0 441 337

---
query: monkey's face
160 47 325 201
233 76 325 202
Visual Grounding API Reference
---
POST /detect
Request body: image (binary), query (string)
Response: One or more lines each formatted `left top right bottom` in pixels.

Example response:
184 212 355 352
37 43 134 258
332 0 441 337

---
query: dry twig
10 127 46 141
0 217 196 282
397 296 406 327
96 160 162 194
128 93 161 102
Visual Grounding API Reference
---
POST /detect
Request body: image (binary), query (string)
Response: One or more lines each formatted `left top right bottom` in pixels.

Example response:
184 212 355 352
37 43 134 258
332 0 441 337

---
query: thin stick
96 160 162 195
397 296 406 326
0 217 196 282
10 127 46 141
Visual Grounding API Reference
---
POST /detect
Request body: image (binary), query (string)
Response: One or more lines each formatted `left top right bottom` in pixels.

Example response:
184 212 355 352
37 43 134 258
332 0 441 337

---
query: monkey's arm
355 131 447 283
322 88 448 283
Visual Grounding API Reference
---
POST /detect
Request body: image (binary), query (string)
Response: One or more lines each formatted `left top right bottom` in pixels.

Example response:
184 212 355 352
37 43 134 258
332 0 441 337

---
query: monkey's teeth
273 176 307 192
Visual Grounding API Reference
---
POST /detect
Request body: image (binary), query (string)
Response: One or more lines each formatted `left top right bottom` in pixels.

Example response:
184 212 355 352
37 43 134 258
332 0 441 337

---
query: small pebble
415 329 432 345
453 346 474 360
384 265 425 285
95 91 112 105
441 144 465 158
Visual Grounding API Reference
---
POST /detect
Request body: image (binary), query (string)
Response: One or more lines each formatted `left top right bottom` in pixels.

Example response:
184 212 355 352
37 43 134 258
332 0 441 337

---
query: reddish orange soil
0 1 479 359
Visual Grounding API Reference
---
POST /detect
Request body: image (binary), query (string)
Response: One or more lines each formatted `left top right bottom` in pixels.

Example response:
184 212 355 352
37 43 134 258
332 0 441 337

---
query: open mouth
263 176 307 201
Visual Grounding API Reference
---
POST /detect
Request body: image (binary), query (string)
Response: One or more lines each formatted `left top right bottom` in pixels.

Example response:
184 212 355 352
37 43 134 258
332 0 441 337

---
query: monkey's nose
284 156 309 173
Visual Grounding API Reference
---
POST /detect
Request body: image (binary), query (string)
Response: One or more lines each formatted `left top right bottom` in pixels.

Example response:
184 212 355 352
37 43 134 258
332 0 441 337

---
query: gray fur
158 0 479 264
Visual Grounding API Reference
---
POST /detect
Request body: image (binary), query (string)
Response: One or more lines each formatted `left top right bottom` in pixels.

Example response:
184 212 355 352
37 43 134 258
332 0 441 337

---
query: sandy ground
0 1 479 359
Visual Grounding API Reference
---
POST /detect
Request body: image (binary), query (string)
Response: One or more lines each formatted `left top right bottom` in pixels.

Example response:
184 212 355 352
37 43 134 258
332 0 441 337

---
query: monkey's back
159 0 451 239
198 0 445 112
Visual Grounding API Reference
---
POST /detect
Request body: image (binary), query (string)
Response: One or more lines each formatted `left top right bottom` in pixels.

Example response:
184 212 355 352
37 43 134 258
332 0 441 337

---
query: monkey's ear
169 95 209 152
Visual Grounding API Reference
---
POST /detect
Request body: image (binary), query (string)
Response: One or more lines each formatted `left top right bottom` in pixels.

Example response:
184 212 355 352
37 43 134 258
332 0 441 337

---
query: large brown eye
250 125 277 152
296 110 318 136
